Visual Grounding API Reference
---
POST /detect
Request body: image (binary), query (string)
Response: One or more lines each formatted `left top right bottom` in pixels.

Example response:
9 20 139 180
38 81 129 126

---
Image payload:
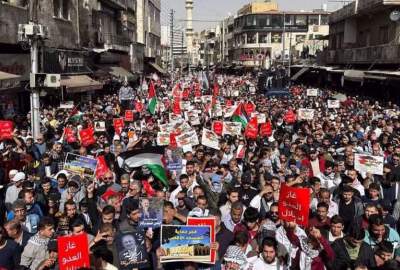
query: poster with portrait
201 128 220 150
157 132 170 146
94 121 106 132
354 153 384 175
297 109 315 121
116 232 147 270
139 197 163 229
160 225 212 263
222 122 242 136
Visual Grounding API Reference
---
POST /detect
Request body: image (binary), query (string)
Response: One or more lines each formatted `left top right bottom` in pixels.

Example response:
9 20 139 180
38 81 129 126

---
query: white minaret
185 0 194 52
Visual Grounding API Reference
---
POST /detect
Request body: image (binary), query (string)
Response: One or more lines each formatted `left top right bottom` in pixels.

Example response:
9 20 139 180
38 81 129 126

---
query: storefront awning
344 70 365 82
291 67 310 81
148 62 166 74
0 71 21 90
61 75 103 93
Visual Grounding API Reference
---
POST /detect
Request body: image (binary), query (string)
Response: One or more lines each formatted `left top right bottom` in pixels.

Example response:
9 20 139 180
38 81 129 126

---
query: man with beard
253 237 285 270
169 173 197 207
249 184 276 219
316 160 341 191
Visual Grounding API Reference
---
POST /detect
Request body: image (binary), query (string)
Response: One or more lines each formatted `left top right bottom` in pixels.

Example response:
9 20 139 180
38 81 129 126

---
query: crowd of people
0 72 399 270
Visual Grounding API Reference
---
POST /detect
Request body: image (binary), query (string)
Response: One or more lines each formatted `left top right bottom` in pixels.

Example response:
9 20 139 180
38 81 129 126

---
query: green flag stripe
149 97 157 115
147 163 168 187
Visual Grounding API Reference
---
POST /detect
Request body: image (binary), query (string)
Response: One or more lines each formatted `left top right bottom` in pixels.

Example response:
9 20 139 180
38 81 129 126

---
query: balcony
0 2 28 44
325 44 400 64
101 33 131 52
329 2 356 23
100 0 126 10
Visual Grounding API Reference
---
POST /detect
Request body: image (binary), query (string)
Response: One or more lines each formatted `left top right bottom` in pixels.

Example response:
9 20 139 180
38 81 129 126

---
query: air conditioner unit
30 73 47 88
44 74 61 88
24 24 35 36
35 25 49 38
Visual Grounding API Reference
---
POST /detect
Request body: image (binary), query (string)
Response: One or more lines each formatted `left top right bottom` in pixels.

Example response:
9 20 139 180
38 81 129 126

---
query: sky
160 0 347 31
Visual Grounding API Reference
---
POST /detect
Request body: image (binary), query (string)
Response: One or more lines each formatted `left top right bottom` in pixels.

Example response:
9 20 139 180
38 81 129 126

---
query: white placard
201 128 220 150
354 153 384 176
298 109 315 120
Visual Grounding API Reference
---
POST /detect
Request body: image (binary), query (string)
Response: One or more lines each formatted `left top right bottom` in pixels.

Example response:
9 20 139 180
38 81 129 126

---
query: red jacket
301 157 326 178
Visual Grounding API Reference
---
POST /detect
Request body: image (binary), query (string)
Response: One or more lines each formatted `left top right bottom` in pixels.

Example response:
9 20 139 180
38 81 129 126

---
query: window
320 15 329 25
257 15 270 27
379 25 389 44
271 15 281 27
295 15 307 26
53 0 70 20
247 33 256 44
284 15 295 26
259 33 269 43
271 33 282 43
246 15 256 27
309 15 319 25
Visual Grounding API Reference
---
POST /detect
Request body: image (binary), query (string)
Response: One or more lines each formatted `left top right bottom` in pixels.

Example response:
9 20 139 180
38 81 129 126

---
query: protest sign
124 110 134 122
354 153 384 175
297 109 315 121
157 132 170 146
64 153 98 178
58 233 90 270
176 130 199 148
259 122 272 137
222 122 242 136
116 231 147 270
0 120 14 141
60 101 74 109
94 121 106 132
95 155 109 179
139 197 163 229
64 127 77 143
160 225 212 263
306 88 318 97
165 148 183 173
201 128 220 150
135 101 144 112
284 110 296 124
236 144 246 159
278 184 310 226
327 99 340 109
212 121 223 136
187 217 216 264
79 127 95 147
251 112 266 124
113 118 124 135
244 102 255 115
223 105 237 118
245 117 258 139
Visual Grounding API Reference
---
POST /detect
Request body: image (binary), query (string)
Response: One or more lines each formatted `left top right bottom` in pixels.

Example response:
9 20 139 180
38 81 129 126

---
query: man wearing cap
5 171 25 211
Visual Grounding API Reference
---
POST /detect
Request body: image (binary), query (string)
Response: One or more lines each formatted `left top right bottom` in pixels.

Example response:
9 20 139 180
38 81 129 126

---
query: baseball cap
12 172 26 182
9 169 18 179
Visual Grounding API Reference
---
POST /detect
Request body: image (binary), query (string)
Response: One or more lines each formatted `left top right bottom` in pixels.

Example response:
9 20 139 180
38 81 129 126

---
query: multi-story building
214 0 329 69
197 27 221 68
137 0 164 74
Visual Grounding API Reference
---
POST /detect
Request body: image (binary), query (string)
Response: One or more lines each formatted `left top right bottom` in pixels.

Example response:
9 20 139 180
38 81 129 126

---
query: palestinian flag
148 80 157 115
232 103 249 128
117 147 168 187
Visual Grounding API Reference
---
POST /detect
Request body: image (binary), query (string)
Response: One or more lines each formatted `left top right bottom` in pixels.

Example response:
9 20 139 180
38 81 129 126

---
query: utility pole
170 9 175 72
181 31 184 73
282 12 286 66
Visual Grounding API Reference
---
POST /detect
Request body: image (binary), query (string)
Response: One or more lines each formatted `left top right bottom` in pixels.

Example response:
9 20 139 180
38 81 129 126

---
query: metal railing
102 33 131 47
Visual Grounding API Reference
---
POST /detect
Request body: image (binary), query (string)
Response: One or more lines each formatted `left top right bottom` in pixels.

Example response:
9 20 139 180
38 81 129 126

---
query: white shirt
253 257 286 270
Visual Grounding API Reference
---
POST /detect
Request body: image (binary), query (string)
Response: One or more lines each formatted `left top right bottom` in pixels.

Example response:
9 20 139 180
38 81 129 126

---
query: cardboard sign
60 101 74 109
64 127 77 143
160 225 212 263
278 184 310 226
135 101 144 112
113 118 125 135
306 88 318 97
79 127 95 147
327 100 340 109
201 128 220 150
298 109 315 121
354 153 384 175
64 153 98 178
139 197 163 229
125 110 134 122
244 117 258 139
187 217 216 264
212 121 223 136
0 120 14 141
58 233 90 270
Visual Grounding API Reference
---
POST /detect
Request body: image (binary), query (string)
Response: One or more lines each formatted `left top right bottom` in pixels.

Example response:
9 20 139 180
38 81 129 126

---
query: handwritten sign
327 99 340 109
306 88 318 97
278 184 310 226
297 109 315 121
58 233 90 270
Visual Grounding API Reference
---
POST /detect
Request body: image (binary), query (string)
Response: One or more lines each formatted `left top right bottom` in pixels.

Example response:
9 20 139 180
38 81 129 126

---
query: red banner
58 233 90 270
226 99 233 107
79 127 95 147
95 155 109 179
169 132 180 148
124 110 134 122
182 88 190 100
64 127 77 143
135 101 144 113
194 83 201 97
0 121 14 141
187 217 217 264
259 122 272 137
278 184 310 226
245 117 258 139
172 99 181 115
113 118 124 135
213 83 219 97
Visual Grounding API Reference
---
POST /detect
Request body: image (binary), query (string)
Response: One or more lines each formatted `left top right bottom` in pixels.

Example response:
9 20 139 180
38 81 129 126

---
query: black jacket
331 238 376 270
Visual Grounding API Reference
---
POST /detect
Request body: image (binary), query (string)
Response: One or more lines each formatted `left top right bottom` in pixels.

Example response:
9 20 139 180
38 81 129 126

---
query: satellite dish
390 10 400 22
